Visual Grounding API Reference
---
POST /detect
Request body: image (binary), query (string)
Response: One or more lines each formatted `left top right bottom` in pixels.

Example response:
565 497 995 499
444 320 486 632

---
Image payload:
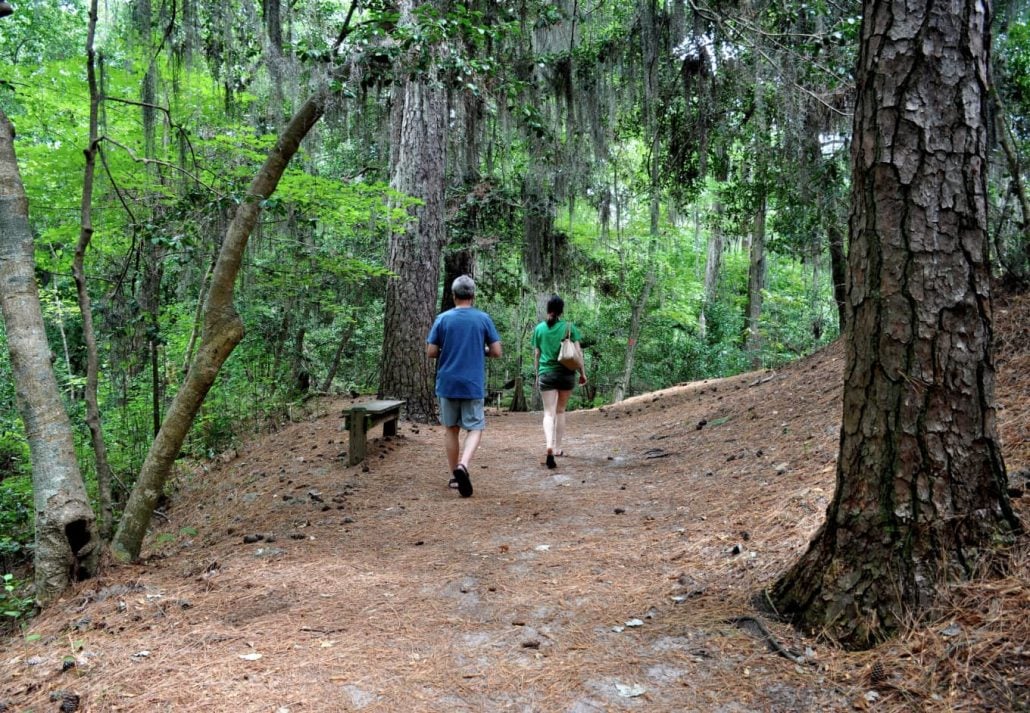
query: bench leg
383 414 398 437
348 410 367 466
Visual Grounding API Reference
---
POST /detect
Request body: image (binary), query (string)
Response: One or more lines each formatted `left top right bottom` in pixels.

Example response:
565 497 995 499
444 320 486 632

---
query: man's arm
486 341 502 358
427 343 440 359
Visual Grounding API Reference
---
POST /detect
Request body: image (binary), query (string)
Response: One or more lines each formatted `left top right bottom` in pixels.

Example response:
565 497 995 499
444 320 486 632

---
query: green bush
1 573 35 634
0 476 32 573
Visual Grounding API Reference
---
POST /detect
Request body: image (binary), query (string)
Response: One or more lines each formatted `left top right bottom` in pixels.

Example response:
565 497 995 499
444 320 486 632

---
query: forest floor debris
0 292 1027 712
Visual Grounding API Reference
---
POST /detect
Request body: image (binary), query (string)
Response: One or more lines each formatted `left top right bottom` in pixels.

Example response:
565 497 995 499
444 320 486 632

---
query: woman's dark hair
546 295 564 327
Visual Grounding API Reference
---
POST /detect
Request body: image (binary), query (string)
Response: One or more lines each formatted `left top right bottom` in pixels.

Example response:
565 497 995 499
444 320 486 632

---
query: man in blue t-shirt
426 275 502 497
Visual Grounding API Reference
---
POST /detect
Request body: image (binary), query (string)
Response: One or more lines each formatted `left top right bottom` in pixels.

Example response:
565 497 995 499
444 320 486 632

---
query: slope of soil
1 293 1027 713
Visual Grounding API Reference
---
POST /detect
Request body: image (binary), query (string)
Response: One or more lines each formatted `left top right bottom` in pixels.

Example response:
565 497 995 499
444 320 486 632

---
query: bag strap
564 321 572 340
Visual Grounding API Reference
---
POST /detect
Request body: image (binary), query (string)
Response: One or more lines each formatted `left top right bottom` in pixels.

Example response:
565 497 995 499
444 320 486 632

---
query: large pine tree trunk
771 0 1022 649
0 111 100 602
379 0 447 423
112 91 328 561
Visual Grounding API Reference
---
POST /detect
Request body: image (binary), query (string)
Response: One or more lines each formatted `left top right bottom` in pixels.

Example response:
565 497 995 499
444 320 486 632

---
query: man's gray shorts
438 397 486 430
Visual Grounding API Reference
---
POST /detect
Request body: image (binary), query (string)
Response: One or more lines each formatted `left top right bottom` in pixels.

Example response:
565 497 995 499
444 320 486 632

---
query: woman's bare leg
541 389 559 451
555 389 572 454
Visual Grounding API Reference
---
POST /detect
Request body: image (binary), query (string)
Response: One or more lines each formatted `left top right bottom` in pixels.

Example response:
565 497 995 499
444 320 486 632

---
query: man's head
452 275 476 301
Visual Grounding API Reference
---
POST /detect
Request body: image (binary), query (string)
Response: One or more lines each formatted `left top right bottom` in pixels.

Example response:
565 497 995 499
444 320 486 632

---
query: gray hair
452 275 476 300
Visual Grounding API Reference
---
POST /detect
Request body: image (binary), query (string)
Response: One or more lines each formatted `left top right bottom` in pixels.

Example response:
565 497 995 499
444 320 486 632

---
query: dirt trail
1 294 1027 712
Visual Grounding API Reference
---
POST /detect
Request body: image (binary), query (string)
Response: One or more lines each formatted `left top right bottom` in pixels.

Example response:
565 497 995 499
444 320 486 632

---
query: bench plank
348 399 405 415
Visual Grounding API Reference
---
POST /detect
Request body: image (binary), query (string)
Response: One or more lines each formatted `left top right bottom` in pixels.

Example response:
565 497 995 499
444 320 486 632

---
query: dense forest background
1 0 1028 613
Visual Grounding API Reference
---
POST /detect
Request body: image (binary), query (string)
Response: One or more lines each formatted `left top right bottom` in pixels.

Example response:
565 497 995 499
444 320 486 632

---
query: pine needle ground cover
1 295 1026 712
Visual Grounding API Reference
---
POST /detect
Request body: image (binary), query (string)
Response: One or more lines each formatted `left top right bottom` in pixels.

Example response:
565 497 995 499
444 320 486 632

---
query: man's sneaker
453 464 473 497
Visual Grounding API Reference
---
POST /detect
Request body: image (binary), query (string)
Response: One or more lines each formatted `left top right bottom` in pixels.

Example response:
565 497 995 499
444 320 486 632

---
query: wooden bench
342 399 405 466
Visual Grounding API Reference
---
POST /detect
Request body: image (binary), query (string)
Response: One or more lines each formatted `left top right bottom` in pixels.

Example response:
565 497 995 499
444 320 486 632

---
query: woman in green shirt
531 295 587 469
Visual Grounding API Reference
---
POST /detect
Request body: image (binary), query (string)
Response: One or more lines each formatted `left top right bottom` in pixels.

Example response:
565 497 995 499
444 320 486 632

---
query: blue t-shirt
427 307 501 399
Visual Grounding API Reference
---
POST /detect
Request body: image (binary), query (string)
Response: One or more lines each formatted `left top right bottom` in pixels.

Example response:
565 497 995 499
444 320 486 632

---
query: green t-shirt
532 319 583 373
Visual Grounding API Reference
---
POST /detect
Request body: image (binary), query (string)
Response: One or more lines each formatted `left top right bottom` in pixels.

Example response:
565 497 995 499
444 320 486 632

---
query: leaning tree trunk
0 111 100 603
111 91 329 561
379 0 447 423
771 0 1022 649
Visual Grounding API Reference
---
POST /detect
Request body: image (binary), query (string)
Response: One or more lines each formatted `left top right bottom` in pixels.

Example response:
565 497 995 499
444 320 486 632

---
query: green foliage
0 474 32 558
1 573 35 628
0 0 87 66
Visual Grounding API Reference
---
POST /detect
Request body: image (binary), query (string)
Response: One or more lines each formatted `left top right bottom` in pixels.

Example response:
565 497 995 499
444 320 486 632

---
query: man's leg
460 428 483 469
445 426 461 471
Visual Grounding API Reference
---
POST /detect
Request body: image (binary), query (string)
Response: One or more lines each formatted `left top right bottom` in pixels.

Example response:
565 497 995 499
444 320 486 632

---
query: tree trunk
111 90 329 561
0 111 100 603
614 0 660 403
700 148 728 338
771 0 1022 649
993 99 1030 279
441 243 475 312
826 216 847 331
74 0 116 538
612 267 655 403
379 0 447 423
700 201 723 339
743 189 766 366
320 317 355 393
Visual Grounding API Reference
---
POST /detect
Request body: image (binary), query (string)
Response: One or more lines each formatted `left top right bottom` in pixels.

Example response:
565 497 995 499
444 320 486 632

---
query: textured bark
0 111 100 603
771 0 1022 649
112 91 328 561
74 0 115 538
441 247 475 312
379 0 447 423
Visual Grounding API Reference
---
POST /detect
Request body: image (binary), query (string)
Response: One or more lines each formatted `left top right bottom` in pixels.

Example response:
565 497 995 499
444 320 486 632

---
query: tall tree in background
0 111 100 602
771 0 1022 648
379 0 449 422
73 0 116 538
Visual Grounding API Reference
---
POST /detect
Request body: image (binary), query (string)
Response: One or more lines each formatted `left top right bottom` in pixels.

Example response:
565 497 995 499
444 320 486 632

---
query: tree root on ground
726 616 809 665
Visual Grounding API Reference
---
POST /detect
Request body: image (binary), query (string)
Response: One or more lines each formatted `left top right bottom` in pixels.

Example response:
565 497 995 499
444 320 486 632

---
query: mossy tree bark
771 0 1022 649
